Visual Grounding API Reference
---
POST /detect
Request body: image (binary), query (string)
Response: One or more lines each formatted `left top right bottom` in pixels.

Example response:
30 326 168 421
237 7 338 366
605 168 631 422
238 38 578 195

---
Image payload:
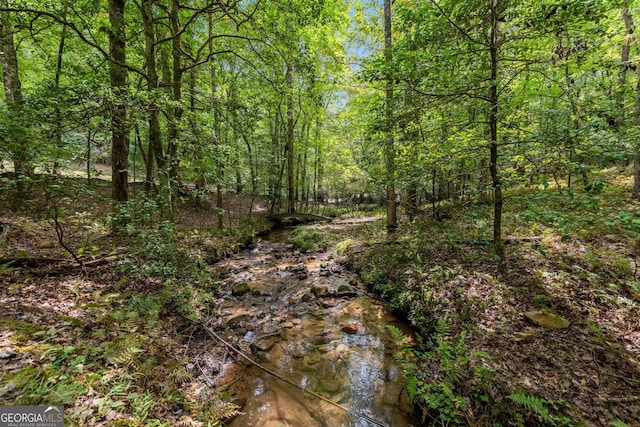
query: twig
196 361 216 387
599 395 640 403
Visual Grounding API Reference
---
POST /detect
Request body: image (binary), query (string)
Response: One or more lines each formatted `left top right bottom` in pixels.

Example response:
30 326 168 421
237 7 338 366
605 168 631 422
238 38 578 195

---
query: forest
0 0 639 426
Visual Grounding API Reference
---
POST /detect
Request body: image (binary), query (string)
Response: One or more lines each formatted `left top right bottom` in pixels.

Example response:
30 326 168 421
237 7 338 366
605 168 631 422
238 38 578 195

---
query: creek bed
210 225 417 426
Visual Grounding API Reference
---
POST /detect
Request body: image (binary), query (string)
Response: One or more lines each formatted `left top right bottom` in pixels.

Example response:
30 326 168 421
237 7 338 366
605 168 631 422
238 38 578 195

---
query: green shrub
288 227 324 251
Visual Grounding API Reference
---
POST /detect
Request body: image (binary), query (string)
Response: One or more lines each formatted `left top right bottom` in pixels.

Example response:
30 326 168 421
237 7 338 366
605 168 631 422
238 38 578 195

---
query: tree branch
0 7 146 78
428 0 488 47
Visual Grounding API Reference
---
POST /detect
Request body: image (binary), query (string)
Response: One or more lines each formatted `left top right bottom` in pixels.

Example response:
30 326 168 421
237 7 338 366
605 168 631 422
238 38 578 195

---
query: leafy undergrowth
338 175 640 426
288 227 326 251
0 178 272 426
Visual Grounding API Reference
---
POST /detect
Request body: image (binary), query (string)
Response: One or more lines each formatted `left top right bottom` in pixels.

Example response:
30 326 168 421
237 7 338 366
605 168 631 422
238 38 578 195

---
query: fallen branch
453 236 544 246
0 254 123 274
203 325 386 427
599 395 640 403
0 257 70 267
268 213 332 226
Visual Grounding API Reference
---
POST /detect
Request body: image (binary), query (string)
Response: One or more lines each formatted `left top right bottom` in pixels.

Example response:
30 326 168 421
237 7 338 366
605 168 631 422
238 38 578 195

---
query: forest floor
0 178 274 426
0 171 639 426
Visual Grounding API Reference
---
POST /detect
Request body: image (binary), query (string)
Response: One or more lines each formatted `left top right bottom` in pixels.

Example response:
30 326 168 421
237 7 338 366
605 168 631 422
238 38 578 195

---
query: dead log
0 257 70 267
268 213 332 226
0 254 122 270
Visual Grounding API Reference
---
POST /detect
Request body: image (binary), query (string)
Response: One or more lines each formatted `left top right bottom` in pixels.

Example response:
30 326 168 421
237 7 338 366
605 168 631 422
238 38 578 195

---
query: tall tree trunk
489 0 506 275
154 27 175 219
165 0 182 208
186 66 205 210
619 5 633 116
209 13 224 228
142 0 162 192
169 0 182 177
635 40 640 195
0 0 28 181
86 129 96 185
384 0 397 231
431 167 437 216
269 110 281 214
286 64 295 214
229 73 242 195
235 167 242 194
302 123 309 210
108 0 129 203
52 13 67 175
621 5 640 196
240 133 257 194
313 116 322 202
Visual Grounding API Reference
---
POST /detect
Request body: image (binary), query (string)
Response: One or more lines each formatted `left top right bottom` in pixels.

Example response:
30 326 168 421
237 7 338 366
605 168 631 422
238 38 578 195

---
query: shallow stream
211 222 417 426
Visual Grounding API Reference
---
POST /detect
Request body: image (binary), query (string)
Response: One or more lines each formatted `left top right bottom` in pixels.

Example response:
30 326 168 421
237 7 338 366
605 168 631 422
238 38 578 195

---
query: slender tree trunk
186 67 205 210
233 168 240 194
621 5 640 196
384 0 397 231
168 0 182 186
489 0 506 275
108 0 129 203
157 26 172 197
407 184 417 221
52 14 67 175
619 5 633 115
86 130 94 185
269 110 280 213
0 0 27 182
0 0 20 106
313 116 322 202
562 63 588 186
432 167 437 217
142 0 162 192
229 79 242 195
302 123 310 210
271 107 287 214
617 4 631 173
286 64 295 214
634 45 640 195
240 133 257 194
208 14 224 228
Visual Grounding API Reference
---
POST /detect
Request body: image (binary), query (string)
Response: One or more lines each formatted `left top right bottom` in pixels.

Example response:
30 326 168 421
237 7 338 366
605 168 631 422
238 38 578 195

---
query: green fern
102 377 133 399
386 324 412 347
389 318 493 424
128 294 161 320
434 318 449 336
110 345 144 368
430 323 489 386
508 392 553 423
209 401 241 422
133 392 155 422
169 366 194 385
0 262 16 275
